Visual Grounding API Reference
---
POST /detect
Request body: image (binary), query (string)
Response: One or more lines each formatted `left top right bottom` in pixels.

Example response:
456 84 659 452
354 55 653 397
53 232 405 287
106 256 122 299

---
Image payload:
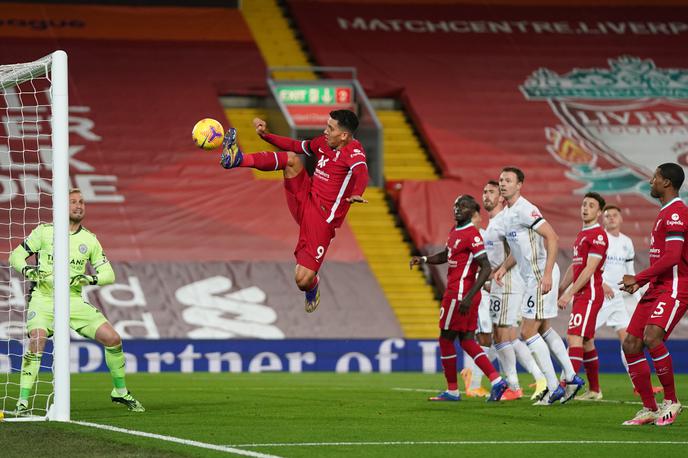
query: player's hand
557 293 571 310
253 118 267 136
540 273 553 294
346 195 368 204
602 282 615 299
619 274 639 294
493 266 506 286
409 256 424 269
70 274 96 287
22 266 44 282
458 297 471 315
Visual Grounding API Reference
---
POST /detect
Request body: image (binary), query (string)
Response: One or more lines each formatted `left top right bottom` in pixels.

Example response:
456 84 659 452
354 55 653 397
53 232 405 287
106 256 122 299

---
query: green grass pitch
1 373 686 457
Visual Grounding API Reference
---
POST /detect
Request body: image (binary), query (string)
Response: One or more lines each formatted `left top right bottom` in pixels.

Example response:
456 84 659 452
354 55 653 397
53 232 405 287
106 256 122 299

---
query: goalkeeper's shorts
27 292 109 340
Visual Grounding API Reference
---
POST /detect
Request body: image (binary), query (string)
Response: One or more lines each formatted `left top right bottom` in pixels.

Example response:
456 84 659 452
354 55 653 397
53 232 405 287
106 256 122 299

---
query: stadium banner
0 261 401 340
3 338 687 373
0 3 251 41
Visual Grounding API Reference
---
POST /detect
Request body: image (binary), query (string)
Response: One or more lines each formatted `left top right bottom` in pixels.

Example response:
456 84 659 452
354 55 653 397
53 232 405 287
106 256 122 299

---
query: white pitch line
73 421 283 458
392 387 643 404
228 440 688 448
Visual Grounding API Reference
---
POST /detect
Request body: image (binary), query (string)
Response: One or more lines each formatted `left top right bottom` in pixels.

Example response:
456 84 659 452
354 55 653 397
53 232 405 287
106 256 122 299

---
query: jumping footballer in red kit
220 110 368 313
410 195 508 402
558 192 608 402
620 163 688 426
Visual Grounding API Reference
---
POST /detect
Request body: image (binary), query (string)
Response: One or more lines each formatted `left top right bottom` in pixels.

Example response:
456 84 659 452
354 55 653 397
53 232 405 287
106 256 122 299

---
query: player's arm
558 256 603 309
534 220 559 293
9 226 44 281
345 161 369 204
409 248 448 269
493 253 516 285
459 254 491 315
558 264 573 296
253 118 313 156
624 233 683 292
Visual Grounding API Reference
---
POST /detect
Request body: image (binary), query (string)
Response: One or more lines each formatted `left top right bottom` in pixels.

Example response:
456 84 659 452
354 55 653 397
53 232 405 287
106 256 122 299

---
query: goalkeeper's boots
428 391 461 402
220 128 243 169
622 407 659 426
305 283 320 313
111 389 145 412
561 374 585 404
655 400 682 426
14 399 29 415
487 379 508 402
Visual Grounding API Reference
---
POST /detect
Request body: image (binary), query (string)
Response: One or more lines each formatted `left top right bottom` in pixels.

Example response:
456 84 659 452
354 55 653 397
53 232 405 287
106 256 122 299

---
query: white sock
620 345 629 373
526 334 559 392
542 327 576 382
464 351 484 390
486 345 498 363
513 338 544 380
496 341 520 390
447 389 459 396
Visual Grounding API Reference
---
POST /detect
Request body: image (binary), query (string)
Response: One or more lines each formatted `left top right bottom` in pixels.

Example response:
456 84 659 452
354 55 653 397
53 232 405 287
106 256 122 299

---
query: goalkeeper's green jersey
9 223 114 296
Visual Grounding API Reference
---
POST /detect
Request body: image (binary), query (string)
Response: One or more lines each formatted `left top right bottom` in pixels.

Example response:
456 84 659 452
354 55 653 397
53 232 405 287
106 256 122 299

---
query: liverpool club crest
521 56 688 201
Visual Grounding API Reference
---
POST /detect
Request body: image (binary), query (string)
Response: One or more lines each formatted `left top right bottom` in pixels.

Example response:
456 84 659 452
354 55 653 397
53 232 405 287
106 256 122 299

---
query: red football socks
439 337 458 390
240 151 289 171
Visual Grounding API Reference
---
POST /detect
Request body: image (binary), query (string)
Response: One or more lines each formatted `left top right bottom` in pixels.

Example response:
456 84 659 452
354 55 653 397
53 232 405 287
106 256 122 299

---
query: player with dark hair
620 163 688 426
558 192 608 402
220 109 368 313
494 166 581 405
410 195 507 402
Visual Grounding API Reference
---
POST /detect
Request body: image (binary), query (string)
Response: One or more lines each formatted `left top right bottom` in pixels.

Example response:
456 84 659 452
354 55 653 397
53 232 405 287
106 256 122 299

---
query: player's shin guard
526 334 559 392
625 352 658 410
439 337 458 391
583 350 600 392
543 328 576 382
495 341 520 389
240 151 289 171
461 339 500 382
568 346 584 374
649 343 677 403
105 344 127 394
18 352 42 401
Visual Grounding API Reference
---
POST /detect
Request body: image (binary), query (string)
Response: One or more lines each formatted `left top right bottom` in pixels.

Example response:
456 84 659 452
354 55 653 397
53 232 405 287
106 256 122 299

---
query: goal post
0 50 70 422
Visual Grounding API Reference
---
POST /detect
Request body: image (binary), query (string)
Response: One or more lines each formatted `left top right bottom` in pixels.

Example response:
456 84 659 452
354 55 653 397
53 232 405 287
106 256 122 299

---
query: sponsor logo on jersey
593 234 607 245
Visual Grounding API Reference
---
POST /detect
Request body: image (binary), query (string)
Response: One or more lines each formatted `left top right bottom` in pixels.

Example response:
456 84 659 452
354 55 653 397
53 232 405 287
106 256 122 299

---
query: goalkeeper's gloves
22 266 43 282
70 274 98 287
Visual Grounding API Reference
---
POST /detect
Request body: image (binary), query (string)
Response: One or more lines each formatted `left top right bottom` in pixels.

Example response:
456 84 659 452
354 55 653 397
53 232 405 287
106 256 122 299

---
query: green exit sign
277 86 352 105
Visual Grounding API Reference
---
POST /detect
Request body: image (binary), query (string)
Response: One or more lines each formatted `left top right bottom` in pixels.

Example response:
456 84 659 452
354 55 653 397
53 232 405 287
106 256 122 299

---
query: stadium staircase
234 2 444 338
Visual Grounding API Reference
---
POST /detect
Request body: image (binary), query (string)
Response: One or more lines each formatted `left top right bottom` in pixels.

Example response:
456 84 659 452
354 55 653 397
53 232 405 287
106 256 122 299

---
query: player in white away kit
482 180 546 401
494 167 580 405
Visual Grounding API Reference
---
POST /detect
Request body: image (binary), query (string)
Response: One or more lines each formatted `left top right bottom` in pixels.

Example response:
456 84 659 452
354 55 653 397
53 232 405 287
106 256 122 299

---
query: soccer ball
192 118 224 150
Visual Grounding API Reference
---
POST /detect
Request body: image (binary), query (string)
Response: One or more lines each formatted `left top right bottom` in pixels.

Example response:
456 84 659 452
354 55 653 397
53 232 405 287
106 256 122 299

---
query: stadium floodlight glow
0 50 70 422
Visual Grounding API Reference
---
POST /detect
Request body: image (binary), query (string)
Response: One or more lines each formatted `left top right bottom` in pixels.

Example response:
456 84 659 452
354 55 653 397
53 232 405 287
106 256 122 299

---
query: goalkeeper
9 188 144 413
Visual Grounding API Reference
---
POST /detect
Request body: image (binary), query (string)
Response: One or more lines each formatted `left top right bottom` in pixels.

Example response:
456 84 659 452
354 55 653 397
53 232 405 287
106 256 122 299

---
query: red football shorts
284 170 335 272
627 288 688 340
567 295 603 339
439 290 481 333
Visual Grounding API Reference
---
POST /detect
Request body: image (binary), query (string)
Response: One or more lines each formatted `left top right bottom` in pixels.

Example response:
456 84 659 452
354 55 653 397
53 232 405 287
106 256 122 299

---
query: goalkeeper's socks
105 344 127 393
240 152 289 171
19 352 42 400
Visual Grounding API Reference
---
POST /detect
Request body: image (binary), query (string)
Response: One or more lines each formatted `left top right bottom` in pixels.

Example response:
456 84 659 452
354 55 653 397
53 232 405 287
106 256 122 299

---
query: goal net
0 51 70 421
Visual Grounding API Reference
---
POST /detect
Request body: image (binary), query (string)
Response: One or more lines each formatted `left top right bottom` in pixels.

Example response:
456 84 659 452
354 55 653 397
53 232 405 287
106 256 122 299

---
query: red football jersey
446 222 487 295
571 223 608 300
637 197 688 297
261 133 368 228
